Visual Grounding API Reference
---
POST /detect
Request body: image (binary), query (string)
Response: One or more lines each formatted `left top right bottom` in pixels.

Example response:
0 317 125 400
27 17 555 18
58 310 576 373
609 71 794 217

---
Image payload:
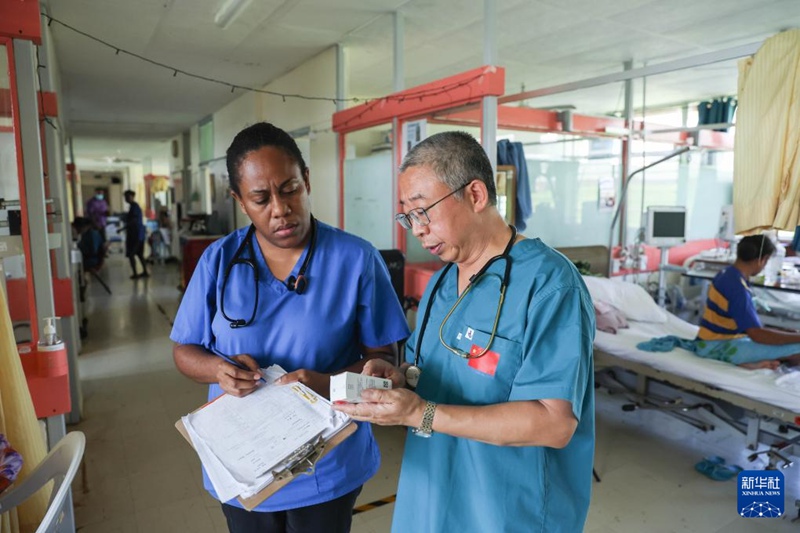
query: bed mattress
594 313 800 413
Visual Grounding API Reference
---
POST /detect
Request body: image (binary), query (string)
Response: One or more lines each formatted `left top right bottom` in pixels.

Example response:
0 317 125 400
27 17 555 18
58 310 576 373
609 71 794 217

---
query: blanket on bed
638 335 800 365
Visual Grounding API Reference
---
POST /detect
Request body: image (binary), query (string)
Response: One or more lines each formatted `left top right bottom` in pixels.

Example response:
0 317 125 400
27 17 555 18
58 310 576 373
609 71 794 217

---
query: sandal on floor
694 456 726 478
695 457 742 481
708 464 743 481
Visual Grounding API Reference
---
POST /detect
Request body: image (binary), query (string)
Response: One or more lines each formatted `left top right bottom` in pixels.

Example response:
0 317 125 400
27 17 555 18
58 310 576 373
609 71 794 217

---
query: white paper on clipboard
181 365 351 501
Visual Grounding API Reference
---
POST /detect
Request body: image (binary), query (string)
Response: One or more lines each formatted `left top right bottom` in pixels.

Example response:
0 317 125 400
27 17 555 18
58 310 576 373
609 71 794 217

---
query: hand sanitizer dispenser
36 316 68 378
42 316 58 346
19 317 71 418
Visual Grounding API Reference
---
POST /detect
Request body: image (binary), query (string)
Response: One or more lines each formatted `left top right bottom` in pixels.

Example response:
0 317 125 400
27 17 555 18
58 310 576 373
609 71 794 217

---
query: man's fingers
360 388 387 402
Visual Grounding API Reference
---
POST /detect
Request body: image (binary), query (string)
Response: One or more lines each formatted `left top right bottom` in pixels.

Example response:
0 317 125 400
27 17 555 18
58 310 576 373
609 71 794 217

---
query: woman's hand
276 369 330 399
333 388 426 427
216 354 262 397
362 358 406 389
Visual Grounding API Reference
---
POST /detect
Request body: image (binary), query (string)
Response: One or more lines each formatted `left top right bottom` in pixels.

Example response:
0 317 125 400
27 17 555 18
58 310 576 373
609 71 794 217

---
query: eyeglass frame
394 182 470 230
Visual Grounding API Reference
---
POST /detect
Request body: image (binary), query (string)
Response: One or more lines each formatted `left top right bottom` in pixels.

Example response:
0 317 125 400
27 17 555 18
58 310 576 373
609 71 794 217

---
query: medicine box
330 372 391 403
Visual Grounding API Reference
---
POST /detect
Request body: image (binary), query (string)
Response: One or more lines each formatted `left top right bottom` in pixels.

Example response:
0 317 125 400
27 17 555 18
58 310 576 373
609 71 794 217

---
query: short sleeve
170 253 217 348
356 248 410 348
510 285 595 421
727 283 762 331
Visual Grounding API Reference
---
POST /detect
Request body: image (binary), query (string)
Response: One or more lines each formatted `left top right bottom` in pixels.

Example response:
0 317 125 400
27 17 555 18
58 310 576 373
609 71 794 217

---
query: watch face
405 365 421 388
412 428 432 438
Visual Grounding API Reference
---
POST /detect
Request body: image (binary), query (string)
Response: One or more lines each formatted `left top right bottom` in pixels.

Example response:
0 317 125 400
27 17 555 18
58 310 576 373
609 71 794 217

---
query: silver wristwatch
412 401 437 438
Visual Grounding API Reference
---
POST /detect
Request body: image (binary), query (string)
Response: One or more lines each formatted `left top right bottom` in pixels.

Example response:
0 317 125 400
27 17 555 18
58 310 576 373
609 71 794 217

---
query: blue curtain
497 140 532 231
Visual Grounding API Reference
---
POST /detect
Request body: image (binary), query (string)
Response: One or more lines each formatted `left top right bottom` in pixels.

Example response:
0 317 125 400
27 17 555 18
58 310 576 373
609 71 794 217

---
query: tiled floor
71 256 799 532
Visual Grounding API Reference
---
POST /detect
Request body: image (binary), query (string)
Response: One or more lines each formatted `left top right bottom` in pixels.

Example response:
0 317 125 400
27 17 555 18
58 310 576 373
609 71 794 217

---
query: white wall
208 47 340 227
212 91 260 160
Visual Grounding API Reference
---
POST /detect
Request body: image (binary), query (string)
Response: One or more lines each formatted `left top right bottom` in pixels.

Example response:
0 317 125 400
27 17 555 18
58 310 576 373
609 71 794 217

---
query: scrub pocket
455 325 523 401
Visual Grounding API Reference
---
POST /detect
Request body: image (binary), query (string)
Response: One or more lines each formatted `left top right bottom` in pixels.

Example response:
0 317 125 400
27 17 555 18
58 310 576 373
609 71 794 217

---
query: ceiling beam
499 42 762 105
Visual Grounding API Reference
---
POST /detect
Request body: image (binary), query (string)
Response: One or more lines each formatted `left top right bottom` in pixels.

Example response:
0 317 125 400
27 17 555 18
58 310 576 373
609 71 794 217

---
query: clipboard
176 402 357 510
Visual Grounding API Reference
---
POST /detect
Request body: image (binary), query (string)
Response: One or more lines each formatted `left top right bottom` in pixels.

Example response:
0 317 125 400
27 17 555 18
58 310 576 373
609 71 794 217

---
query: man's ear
464 179 490 212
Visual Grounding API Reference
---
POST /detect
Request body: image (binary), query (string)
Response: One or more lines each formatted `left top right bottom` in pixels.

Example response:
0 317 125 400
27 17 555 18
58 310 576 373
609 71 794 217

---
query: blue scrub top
171 221 410 512
393 238 595 533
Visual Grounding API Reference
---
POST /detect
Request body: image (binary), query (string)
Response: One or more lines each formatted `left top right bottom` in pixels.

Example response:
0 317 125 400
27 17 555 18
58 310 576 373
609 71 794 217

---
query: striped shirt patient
695 235 800 369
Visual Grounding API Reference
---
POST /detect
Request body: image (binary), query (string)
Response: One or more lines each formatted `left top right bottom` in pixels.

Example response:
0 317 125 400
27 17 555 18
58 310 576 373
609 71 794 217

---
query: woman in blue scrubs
171 122 409 533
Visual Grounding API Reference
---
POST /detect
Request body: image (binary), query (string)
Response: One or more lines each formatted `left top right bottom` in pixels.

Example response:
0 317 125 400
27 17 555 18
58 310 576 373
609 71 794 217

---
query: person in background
72 216 105 270
170 122 409 533
148 208 173 261
123 190 148 279
335 131 595 533
695 234 800 368
85 187 109 238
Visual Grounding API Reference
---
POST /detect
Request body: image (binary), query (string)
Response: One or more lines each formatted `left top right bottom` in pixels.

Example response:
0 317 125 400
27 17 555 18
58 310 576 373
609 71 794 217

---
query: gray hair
399 131 497 205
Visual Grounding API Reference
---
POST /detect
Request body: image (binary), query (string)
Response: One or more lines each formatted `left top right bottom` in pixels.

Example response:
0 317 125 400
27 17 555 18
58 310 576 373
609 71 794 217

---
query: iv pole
607 146 692 277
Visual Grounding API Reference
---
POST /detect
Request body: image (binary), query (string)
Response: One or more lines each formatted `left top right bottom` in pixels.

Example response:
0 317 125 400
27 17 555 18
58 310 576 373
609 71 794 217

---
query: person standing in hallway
85 187 109 238
123 189 148 279
335 131 596 533
170 122 409 533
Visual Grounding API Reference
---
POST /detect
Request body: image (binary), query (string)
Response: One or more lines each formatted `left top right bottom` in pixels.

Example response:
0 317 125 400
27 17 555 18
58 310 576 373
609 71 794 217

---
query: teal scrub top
393 238 595 533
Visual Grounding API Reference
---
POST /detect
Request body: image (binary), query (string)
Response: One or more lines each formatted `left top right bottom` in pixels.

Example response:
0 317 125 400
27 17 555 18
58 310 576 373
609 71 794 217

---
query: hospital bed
559 245 800 469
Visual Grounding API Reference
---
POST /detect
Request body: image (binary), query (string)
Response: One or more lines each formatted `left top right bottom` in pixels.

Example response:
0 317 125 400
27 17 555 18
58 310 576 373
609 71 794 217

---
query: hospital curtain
733 29 800 234
0 282 48 533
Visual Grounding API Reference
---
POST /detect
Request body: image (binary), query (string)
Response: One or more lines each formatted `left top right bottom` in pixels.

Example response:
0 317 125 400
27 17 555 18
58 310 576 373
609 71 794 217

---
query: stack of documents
180 365 352 503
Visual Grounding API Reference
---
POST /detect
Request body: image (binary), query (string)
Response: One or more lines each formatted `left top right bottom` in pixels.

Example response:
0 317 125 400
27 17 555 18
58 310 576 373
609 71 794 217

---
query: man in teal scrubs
335 131 595 533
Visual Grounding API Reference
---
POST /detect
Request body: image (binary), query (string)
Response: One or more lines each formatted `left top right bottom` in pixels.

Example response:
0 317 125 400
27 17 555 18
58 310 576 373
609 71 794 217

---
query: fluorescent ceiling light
214 0 252 29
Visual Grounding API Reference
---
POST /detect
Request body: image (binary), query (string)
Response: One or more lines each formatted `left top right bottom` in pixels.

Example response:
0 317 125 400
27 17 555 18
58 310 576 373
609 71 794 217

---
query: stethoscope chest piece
287 274 307 294
405 365 421 388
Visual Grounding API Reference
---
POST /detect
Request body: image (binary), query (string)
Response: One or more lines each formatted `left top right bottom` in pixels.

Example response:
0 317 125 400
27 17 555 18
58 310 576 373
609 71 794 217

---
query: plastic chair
0 432 85 533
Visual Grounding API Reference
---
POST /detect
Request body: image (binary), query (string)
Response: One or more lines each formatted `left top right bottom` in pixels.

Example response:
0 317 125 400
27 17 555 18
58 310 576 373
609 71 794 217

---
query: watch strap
412 401 437 437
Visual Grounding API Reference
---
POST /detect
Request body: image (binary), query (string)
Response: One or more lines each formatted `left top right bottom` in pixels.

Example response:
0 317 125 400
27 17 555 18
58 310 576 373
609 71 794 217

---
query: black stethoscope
220 216 317 329
406 226 516 387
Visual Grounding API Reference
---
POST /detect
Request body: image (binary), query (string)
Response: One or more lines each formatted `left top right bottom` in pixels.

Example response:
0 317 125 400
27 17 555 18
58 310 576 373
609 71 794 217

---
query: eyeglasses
395 182 469 230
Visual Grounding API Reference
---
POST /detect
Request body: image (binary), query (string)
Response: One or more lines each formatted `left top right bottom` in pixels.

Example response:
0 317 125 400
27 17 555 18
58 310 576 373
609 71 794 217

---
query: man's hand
333 388 425 427
362 358 406 389
216 354 262 397
276 369 330 399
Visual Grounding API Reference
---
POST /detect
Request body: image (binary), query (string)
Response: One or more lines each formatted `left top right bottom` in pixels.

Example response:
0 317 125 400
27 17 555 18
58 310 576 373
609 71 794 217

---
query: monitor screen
646 206 686 246
652 211 685 238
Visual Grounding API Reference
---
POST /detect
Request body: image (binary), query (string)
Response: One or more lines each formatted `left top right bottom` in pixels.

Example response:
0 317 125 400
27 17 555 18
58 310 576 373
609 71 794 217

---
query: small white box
330 372 392 403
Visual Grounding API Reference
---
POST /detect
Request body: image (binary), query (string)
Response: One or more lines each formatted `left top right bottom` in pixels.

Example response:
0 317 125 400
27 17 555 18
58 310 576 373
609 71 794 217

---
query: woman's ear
303 167 311 194
230 191 247 215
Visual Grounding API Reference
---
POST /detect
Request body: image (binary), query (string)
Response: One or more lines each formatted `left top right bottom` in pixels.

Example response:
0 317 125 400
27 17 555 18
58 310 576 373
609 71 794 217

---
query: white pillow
581 276 667 323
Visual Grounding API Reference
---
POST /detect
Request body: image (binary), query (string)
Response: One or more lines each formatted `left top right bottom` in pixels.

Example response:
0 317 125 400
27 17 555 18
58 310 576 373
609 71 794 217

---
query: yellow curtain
0 282 48 533
734 29 800 234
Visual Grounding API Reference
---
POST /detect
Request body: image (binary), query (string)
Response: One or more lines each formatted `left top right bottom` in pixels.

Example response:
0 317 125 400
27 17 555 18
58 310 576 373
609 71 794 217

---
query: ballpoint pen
212 349 266 383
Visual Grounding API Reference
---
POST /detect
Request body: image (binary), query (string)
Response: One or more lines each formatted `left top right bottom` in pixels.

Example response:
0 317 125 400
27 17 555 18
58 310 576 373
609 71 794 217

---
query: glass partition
0 41 33 343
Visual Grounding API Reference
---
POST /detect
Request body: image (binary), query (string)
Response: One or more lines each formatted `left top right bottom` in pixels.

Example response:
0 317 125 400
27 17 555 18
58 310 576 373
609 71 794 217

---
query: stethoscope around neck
220 216 317 329
412 225 516 370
